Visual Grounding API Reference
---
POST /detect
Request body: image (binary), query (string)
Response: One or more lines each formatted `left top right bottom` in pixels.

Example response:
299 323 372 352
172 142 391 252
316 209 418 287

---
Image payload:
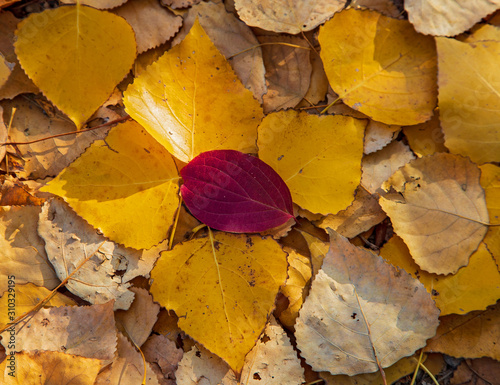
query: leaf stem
0 115 130 147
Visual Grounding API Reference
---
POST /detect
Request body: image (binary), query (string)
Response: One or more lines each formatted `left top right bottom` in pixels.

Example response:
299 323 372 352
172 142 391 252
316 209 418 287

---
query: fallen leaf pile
0 0 499 384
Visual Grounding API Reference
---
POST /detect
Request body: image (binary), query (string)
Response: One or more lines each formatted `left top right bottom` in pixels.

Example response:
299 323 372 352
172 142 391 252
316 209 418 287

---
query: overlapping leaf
379 153 489 275
295 229 440 375
124 19 263 163
319 8 437 125
150 232 287 373
41 121 180 249
258 110 365 215
15 5 136 127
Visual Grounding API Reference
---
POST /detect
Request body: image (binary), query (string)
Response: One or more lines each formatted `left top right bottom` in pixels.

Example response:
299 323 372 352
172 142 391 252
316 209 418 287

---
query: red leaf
180 150 295 233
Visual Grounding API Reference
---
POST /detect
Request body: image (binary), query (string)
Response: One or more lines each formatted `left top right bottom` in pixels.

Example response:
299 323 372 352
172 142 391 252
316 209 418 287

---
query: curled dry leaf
235 0 347 34
0 351 102 385
172 0 266 103
258 110 365 215
381 236 500 315
15 5 136 127
150 232 288 373
180 150 294 233
7 301 117 361
379 153 489 275
260 35 312 113
425 302 500 360
41 121 180 250
437 34 500 164
319 8 437 125
0 205 59 294
38 199 166 310
124 19 263 163
295 229 440 375
113 0 182 54
405 0 500 36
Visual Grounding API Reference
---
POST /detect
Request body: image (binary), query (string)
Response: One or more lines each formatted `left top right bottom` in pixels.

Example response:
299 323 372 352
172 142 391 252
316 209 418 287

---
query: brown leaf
0 175 46 206
260 35 312 113
450 358 500 385
0 205 59 294
38 199 164 310
10 301 117 361
380 153 489 274
115 287 160 347
295 229 440 375
142 334 183 385
161 0 201 9
114 0 182 54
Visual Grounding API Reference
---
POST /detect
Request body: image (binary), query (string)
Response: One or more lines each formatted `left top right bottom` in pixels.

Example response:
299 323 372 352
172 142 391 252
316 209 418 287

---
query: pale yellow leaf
235 0 346 34
172 0 266 103
405 0 500 36
15 5 136 127
319 9 437 125
364 120 401 154
258 110 365 215
150 232 288 373
295 230 440 375
380 153 489 275
0 351 101 385
41 121 180 249
124 19 262 163
380 236 500 315
437 36 500 163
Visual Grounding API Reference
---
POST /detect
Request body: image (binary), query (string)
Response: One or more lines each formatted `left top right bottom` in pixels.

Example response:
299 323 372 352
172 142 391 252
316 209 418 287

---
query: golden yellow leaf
295 230 439 375
258 110 365 215
405 0 500 36
235 0 346 34
319 9 437 125
41 121 180 249
124 19 263 163
402 113 446 158
150 231 288 373
425 303 500 360
380 153 489 275
437 36 500 164
380 236 500 315
0 283 75 329
300 230 329 276
278 249 312 329
15 5 136 127
480 164 500 264
0 351 101 385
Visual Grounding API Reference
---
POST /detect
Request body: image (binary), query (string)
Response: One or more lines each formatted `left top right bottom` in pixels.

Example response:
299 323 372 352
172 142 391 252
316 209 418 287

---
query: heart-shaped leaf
180 150 294 232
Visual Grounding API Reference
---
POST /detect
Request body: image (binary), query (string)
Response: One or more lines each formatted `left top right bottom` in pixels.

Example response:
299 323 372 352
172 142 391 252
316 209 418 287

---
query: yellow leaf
436 36 500 164
380 236 500 315
1 351 101 385
319 8 437 125
41 121 180 249
0 283 75 329
299 230 329 276
150 231 288 373
295 230 439 375
402 113 446 158
380 153 489 275
278 249 312 329
124 19 263 163
258 110 365 215
15 5 136 128
480 163 500 265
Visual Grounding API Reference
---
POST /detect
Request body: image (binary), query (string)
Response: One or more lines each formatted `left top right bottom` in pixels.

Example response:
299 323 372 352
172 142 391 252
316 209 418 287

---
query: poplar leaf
258 110 365 215
41 121 180 250
319 9 437 125
379 153 489 275
150 232 288 373
14 5 136 128
124 19 263 163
